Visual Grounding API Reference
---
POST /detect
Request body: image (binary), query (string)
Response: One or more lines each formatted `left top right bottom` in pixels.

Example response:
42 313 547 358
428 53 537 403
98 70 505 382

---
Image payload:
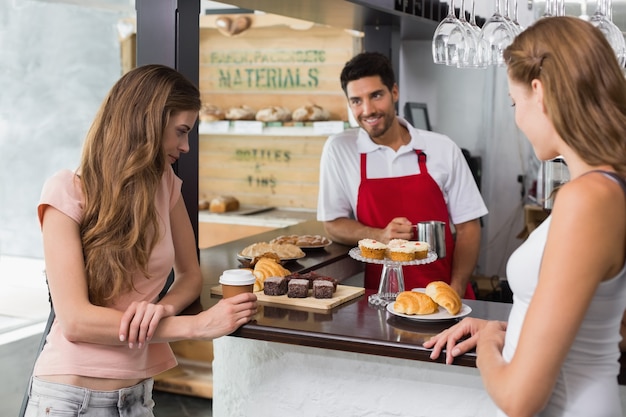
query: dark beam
135 0 201 248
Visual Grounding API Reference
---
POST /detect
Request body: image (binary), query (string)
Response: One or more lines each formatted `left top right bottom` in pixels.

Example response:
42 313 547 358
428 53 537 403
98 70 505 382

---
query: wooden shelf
154 340 214 398
154 358 213 399
198 120 349 136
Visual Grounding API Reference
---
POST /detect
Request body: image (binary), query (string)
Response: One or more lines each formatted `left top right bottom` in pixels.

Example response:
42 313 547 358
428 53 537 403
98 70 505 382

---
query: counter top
198 207 316 227
198 219 626 389
233 291 511 368
199 219 511 368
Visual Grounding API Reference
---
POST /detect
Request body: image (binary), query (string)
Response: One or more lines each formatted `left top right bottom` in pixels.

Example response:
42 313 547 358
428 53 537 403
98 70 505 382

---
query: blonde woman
425 17 626 417
25 64 257 416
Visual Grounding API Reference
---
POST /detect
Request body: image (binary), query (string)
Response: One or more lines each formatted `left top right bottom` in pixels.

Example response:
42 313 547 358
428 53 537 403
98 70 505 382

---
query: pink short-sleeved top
34 166 182 379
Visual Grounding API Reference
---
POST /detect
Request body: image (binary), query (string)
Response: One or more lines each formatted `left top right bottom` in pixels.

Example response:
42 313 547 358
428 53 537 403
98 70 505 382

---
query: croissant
252 257 291 291
425 281 462 315
393 291 439 315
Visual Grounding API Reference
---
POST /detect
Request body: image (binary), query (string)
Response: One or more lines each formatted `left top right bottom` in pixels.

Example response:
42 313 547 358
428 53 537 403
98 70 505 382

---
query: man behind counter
316 52 488 299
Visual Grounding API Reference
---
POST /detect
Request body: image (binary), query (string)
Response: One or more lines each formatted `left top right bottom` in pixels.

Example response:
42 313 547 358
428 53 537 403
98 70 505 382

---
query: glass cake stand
348 247 438 307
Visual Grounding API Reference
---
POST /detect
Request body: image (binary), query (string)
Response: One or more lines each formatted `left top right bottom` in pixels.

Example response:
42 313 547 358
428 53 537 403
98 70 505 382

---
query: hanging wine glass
589 0 626 66
541 0 554 17
432 0 464 65
479 0 517 66
456 0 482 68
605 0 626 66
509 0 524 35
469 0 488 68
502 0 515 29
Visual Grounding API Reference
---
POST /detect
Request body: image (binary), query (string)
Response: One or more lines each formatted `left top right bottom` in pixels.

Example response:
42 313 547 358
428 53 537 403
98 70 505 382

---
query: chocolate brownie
312 275 338 291
286 271 338 290
287 278 309 298
263 276 287 296
312 280 334 299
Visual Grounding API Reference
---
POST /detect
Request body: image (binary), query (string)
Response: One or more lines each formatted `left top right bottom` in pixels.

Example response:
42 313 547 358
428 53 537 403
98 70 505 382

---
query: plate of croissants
386 281 472 321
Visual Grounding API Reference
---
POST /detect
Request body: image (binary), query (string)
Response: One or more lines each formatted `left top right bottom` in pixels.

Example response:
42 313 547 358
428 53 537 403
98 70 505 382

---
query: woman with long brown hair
425 17 626 416
25 64 257 416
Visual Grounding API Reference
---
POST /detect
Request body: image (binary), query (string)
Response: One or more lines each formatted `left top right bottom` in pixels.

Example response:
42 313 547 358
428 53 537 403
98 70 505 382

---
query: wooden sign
199 132 330 209
199 15 362 121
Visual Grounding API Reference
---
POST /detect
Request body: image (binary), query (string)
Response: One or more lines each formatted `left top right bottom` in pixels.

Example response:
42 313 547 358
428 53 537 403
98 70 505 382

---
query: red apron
356 150 475 299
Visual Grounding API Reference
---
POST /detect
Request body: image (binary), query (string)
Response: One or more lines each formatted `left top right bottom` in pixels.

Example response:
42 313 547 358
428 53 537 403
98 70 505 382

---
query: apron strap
416 150 427 173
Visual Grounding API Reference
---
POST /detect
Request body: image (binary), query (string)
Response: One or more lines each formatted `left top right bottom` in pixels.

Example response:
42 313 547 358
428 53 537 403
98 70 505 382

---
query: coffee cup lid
219 269 255 285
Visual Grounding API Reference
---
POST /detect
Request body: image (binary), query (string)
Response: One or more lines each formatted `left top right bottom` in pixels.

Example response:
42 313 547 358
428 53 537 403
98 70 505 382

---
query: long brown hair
504 16 626 176
78 65 201 306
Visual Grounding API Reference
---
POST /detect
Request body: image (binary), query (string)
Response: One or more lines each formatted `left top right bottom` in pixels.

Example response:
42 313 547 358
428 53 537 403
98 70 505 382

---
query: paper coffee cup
219 269 255 298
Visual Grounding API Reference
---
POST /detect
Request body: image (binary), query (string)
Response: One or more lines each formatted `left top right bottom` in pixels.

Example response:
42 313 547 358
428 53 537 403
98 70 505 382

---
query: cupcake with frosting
386 240 430 261
387 240 417 261
358 239 387 260
411 241 430 259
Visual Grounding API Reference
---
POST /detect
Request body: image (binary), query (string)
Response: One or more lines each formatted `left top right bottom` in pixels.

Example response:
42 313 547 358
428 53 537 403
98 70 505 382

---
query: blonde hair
504 16 626 176
78 65 201 306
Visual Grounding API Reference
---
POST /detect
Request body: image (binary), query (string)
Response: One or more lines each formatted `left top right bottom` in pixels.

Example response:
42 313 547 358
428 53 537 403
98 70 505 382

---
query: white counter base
213 336 497 417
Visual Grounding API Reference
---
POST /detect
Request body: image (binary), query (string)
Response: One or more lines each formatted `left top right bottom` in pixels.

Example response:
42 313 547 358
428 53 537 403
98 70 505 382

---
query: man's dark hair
339 52 396 95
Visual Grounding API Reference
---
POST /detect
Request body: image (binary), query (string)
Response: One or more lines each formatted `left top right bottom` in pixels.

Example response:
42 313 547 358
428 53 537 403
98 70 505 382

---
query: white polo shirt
316 118 488 225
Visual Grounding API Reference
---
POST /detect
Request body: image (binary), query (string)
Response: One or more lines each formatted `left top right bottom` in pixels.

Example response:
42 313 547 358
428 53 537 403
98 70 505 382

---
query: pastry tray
348 247 437 266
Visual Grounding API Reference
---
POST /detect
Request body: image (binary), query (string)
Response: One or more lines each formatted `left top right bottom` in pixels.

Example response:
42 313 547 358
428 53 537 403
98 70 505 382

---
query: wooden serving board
210 284 364 311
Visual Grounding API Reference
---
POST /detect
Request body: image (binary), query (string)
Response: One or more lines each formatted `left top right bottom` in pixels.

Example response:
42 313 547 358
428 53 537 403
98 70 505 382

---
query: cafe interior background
1 0 624 414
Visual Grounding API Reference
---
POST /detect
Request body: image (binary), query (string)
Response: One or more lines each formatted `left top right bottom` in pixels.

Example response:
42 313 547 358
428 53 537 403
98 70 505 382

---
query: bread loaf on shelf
255 106 291 122
199 104 225 122
292 104 330 122
225 105 256 120
208 196 240 213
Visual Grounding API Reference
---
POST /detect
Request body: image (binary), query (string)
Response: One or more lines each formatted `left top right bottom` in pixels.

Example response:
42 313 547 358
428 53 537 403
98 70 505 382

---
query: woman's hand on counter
191 292 258 340
423 317 507 365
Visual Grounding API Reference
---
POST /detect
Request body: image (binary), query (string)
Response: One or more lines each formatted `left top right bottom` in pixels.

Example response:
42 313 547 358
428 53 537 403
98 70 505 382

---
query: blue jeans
24 377 155 417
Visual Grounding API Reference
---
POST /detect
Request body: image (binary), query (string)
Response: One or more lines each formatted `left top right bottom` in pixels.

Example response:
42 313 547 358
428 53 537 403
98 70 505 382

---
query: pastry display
199 104 225 122
225 105 256 120
208 195 240 213
285 271 338 291
393 291 439 315
425 281 462 315
357 239 430 261
255 106 292 122
287 278 309 298
358 239 387 260
240 242 305 260
291 104 330 122
259 271 339 299
270 234 331 248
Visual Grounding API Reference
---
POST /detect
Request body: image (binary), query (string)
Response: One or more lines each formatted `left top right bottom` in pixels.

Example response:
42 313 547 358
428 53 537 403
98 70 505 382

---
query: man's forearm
323 218 384 246
449 219 482 297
